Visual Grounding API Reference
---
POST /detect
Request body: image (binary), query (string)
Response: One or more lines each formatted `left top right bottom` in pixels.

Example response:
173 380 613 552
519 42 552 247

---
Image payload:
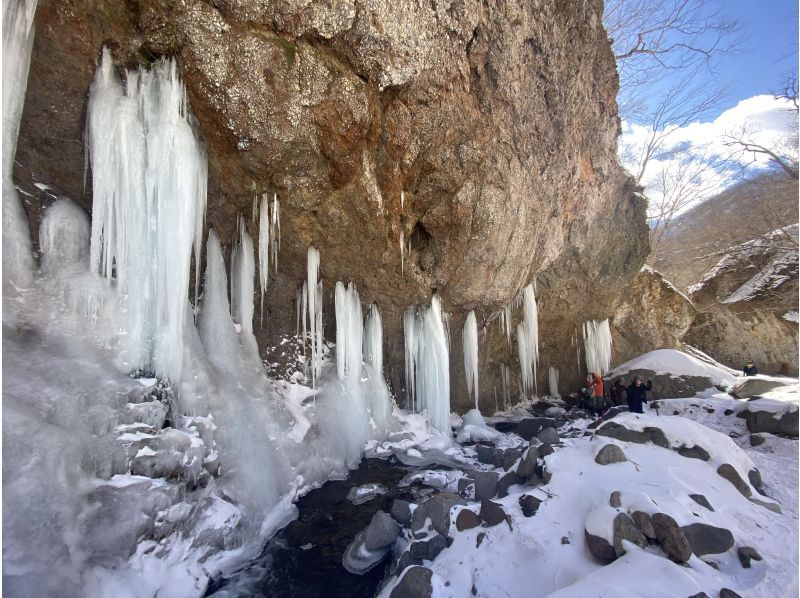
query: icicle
548 366 560 398
400 231 404 275
258 193 270 326
305 247 323 387
252 195 258 223
403 307 417 411
295 286 302 336
583 319 612 375
462 310 479 410
516 284 539 397
501 364 510 410
86 48 207 382
414 295 450 434
230 216 255 334
334 281 363 381
400 190 405 212
271 193 280 273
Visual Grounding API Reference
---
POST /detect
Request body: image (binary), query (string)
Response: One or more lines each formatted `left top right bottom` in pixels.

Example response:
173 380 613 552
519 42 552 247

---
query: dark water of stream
206 458 432 598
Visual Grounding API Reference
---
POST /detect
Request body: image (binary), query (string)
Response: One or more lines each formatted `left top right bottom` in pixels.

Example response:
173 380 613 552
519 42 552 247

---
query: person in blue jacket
626 376 653 414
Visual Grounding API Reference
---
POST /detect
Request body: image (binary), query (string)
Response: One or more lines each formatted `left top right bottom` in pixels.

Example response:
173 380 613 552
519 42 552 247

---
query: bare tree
722 75 799 180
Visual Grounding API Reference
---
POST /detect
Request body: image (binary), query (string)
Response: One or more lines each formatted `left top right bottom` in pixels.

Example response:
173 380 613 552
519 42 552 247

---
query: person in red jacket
591 373 605 416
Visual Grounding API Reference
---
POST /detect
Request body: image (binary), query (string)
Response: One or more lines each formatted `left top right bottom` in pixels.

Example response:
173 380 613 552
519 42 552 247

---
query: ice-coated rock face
15 0 648 412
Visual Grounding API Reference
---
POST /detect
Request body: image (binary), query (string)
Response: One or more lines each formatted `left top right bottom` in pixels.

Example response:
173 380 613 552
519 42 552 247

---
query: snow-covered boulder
606 349 738 398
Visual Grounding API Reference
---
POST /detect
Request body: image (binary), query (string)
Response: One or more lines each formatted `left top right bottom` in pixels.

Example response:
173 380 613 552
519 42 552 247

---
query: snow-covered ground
377 380 798 598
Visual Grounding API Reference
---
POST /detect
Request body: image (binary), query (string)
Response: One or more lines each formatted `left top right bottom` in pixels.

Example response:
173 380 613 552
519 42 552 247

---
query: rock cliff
14 0 648 412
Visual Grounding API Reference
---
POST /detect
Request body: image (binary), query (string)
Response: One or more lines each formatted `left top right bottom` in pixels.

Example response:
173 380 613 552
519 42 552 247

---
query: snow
462 310 479 409
608 348 738 388
783 311 799 323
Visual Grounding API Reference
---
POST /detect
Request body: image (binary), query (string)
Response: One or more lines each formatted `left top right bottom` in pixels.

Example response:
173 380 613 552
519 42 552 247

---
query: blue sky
716 0 798 110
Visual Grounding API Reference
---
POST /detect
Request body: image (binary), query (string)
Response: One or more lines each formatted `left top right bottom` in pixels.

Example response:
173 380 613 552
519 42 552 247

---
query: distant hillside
650 172 799 291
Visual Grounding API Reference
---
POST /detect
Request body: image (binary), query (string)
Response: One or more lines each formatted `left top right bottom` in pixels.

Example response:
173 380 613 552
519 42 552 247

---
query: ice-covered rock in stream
347 483 389 505
455 409 503 444
343 529 391 575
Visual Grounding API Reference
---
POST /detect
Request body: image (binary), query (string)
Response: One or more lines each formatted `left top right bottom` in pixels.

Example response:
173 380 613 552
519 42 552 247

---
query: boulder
390 500 414 526
748 497 782 514
681 523 735 557
390 566 433 598
455 509 482 531
749 434 765 447
536 427 561 445
408 535 447 561
609 491 622 508
596 422 669 448
741 408 799 438
514 418 557 441
631 511 656 541
410 493 467 539
732 377 794 399
716 464 751 497
515 446 540 478
497 472 522 498
585 530 616 564
364 511 401 550
502 448 525 471
612 513 648 557
595 444 627 465
479 499 506 526
736 546 762 568
603 405 630 419
476 444 505 467
394 552 423 575
677 445 710 461
719 589 742 598
689 494 714 512
747 469 764 494
604 369 717 400
538 443 555 458
688 593 710 598
342 530 390 574
651 513 692 563
519 495 542 517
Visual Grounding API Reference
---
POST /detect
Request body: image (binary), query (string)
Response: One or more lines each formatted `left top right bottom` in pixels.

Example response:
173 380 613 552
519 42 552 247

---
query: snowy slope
607 348 738 387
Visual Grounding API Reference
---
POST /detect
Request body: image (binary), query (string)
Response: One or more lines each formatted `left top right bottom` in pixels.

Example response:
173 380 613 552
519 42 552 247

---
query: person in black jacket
610 379 626 406
626 376 653 414
743 360 758 376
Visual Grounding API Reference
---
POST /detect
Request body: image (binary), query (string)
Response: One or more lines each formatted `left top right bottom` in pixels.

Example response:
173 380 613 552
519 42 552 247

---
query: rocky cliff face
684 226 799 376
612 266 696 366
15 0 647 412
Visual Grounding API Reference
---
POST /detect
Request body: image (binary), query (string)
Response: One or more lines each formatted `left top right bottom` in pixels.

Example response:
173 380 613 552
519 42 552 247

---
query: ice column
306 246 323 387
583 319 612 375
403 307 417 411
86 48 207 383
2 0 39 293
258 193 270 324
231 216 255 334
462 310 479 409
335 281 363 381
363 303 392 433
516 284 539 396
415 296 451 434
548 366 560 398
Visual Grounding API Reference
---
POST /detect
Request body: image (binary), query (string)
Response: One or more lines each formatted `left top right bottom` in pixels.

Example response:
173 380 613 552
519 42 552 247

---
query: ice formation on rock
86 47 207 383
516 284 539 396
403 306 417 411
38 198 90 272
305 246 323 387
463 310 479 409
258 193 270 323
548 366 560 398
406 296 451 434
583 319 612 375
231 216 255 334
2 0 38 295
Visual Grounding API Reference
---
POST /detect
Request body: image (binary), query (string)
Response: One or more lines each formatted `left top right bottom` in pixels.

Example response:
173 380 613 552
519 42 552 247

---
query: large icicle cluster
516 284 539 397
462 310 479 409
86 47 207 383
404 296 451 434
583 319 613 375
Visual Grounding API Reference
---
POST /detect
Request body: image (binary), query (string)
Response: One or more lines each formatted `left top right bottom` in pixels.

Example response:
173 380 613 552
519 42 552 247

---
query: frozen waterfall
405 296 451 434
583 319 612 375
462 310 479 409
86 47 207 384
516 284 539 397
548 366 560 398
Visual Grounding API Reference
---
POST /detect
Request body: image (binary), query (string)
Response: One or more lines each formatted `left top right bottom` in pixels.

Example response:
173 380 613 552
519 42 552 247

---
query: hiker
626 376 653 414
609 378 626 406
579 385 593 411
591 372 605 416
743 360 758 377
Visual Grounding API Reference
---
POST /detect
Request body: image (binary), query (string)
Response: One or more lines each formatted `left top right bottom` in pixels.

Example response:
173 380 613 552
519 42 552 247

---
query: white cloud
620 94 798 219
